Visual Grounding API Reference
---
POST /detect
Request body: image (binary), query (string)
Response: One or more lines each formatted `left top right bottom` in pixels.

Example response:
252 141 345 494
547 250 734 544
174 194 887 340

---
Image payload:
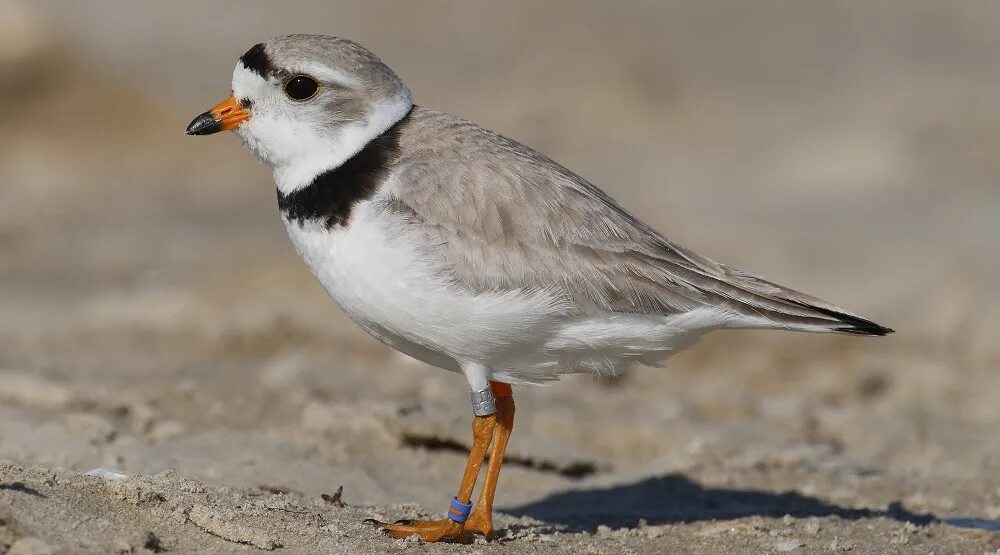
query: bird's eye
284 75 319 101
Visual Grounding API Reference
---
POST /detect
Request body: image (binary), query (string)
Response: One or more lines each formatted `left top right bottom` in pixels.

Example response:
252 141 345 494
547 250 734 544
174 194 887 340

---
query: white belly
282 201 565 376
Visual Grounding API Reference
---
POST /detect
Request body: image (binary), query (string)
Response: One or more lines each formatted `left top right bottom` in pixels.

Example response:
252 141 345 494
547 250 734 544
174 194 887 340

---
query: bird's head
186 35 412 192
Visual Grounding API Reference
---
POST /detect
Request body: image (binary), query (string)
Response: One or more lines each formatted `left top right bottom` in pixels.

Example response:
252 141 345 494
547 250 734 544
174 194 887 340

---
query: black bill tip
185 111 222 136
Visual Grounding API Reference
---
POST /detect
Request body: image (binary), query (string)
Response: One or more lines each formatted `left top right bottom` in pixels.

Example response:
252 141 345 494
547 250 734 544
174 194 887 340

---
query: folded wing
385 108 891 336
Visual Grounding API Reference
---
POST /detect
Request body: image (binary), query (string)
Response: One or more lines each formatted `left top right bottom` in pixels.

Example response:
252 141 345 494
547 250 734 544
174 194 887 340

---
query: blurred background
1 0 998 551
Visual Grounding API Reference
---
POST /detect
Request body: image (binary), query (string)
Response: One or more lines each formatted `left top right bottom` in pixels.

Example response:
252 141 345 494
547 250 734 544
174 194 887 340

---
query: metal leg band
470 387 496 416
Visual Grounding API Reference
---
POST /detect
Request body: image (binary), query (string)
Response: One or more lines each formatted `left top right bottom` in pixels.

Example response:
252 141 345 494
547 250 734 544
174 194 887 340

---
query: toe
379 519 468 543
462 512 495 540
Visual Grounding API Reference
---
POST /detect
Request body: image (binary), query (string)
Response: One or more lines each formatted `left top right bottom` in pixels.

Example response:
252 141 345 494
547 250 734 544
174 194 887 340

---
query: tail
706 266 894 337
645 239 894 337
784 300 894 336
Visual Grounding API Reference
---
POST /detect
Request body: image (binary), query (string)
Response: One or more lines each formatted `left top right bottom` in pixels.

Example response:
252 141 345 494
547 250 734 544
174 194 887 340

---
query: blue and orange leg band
447 497 473 523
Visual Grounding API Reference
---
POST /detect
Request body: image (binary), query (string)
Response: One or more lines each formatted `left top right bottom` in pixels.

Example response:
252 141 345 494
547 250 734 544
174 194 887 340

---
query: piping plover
186 35 892 542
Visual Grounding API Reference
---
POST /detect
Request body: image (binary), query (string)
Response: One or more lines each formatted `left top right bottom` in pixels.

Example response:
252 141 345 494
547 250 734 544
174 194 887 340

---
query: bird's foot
367 518 469 543
366 513 495 543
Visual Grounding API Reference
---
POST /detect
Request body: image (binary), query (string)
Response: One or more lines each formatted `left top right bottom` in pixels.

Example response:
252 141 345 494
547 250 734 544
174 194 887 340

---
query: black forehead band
239 43 275 78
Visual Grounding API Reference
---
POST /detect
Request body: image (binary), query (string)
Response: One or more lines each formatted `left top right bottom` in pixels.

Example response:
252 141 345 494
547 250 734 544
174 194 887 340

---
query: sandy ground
2 1 1000 553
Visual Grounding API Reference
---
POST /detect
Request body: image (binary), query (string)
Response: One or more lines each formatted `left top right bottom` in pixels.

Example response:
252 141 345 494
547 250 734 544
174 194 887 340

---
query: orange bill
185 95 250 135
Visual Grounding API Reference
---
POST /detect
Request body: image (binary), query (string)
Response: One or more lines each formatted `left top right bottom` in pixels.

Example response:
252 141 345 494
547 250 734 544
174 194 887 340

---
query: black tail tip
836 321 894 336
803 304 894 336
874 324 895 336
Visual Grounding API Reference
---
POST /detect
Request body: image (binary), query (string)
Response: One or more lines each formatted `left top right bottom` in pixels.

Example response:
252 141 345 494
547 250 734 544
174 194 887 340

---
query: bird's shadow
502 474 936 533
0 482 46 498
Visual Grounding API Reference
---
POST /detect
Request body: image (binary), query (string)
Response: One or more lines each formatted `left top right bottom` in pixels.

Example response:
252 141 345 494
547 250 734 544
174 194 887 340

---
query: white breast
281 195 729 385
281 199 567 376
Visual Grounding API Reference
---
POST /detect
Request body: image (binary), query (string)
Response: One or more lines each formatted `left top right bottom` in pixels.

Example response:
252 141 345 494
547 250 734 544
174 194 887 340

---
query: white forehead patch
231 63 270 100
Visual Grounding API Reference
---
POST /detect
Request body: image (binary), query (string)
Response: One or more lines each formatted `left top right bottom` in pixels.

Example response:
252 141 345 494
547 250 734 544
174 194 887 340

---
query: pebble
829 537 854 551
85 467 128 482
889 531 910 546
106 478 166 506
774 538 804 551
696 522 737 537
169 507 189 525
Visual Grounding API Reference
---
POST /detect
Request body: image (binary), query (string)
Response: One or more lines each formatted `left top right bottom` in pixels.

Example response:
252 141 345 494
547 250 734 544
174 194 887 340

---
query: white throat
277 95 411 194
235 87 412 195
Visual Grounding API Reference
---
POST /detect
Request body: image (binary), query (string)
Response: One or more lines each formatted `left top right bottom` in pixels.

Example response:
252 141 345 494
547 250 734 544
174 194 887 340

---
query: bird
186 34 892 543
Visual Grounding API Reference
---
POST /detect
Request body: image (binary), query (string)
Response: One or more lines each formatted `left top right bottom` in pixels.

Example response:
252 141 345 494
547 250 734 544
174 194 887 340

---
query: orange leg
462 382 515 540
378 402 497 542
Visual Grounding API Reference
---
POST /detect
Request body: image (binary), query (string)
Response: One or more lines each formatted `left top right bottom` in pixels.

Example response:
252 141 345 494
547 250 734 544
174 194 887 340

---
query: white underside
282 194 735 387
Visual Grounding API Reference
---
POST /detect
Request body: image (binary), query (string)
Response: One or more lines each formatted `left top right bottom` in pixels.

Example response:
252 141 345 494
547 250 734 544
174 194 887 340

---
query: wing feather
382 108 891 335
